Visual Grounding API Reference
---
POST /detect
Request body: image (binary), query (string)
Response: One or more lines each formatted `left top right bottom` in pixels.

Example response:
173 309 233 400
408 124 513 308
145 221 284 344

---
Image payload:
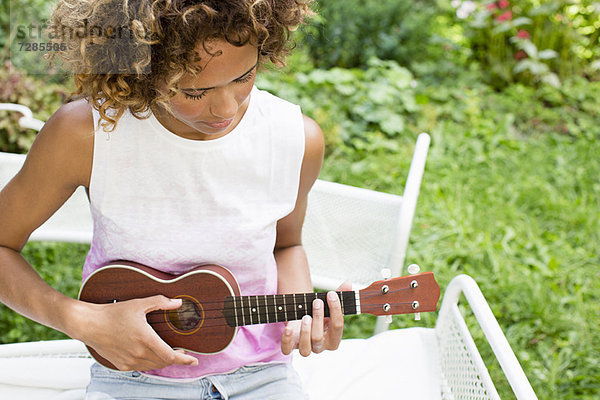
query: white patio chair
0 103 537 399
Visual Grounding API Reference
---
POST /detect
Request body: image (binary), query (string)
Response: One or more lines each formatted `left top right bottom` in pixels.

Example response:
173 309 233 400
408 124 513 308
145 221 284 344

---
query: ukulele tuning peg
407 264 420 275
385 315 392 324
381 268 391 280
414 312 421 321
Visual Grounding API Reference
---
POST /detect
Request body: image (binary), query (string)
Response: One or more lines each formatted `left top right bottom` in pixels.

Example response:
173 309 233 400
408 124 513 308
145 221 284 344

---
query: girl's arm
275 115 349 357
0 100 196 371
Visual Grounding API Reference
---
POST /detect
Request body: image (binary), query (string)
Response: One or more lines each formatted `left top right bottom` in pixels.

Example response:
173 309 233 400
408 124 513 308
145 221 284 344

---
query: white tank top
83 86 305 378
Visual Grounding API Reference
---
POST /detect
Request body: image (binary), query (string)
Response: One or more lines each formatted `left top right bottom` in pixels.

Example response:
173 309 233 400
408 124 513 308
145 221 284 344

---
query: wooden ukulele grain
79 262 241 369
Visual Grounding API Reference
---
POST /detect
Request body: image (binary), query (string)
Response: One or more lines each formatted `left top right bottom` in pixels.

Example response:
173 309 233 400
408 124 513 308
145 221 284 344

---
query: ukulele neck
223 291 359 327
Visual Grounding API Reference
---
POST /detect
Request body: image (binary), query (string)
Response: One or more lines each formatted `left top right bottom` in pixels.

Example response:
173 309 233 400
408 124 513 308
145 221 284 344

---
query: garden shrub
0 61 72 153
302 0 439 69
446 0 600 87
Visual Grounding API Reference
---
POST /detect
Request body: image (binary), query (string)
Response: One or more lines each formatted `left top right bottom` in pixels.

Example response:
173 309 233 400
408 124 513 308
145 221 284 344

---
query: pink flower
496 10 513 22
514 50 527 60
516 30 530 39
498 0 510 9
487 3 498 11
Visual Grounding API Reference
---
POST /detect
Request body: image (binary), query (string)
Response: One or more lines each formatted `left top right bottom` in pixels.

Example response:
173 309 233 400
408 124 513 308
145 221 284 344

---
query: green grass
319 91 600 398
327 129 600 399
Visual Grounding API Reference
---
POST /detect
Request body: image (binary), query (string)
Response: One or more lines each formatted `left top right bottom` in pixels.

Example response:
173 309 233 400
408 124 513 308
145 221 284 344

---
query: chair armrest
437 274 537 400
0 103 45 131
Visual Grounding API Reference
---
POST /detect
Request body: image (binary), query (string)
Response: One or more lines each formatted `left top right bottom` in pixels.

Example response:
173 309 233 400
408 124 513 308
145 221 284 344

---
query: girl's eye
182 69 254 101
234 71 255 84
184 91 207 101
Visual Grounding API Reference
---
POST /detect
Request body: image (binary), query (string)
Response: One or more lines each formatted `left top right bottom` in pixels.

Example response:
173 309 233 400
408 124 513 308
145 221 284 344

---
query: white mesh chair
0 103 537 399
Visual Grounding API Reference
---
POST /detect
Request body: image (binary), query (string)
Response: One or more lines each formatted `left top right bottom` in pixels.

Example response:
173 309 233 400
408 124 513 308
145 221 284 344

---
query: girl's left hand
280 282 352 356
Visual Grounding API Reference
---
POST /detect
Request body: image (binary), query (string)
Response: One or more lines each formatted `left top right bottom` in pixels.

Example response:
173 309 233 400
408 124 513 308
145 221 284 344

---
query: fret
283 294 288 321
236 296 241 326
263 295 269 324
303 293 308 318
253 296 260 324
267 294 275 323
233 296 239 327
245 296 252 326
276 295 286 322
317 292 330 318
293 293 298 321
339 291 344 314
287 294 297 321
256 295 266 325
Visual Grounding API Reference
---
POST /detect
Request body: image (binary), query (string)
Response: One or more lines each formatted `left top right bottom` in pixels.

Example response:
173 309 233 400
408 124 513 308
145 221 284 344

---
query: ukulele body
78 261 241 369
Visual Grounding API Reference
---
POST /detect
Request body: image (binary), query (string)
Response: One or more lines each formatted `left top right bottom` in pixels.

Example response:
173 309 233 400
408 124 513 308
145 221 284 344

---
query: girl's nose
209 87 237 120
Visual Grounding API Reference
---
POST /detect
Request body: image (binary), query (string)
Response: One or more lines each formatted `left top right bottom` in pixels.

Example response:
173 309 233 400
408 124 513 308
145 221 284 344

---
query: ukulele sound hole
167 297 203 332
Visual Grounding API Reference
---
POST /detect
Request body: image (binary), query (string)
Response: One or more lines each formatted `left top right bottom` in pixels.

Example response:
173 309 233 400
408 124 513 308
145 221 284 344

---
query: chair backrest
0 151 93 243
302 180 403 289
303 133 431 291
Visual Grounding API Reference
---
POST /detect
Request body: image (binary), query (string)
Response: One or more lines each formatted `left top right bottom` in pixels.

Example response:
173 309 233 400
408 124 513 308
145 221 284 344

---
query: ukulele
78 261 440 369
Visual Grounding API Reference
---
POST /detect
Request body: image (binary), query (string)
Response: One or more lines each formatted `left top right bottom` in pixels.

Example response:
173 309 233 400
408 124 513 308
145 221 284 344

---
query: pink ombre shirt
83 87 306 379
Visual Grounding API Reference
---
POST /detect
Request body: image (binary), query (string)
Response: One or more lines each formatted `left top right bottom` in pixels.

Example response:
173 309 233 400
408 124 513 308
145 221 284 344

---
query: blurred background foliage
1 0 599 399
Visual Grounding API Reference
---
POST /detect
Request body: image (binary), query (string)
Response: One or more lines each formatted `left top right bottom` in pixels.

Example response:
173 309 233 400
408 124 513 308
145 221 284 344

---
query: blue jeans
85 362 308 400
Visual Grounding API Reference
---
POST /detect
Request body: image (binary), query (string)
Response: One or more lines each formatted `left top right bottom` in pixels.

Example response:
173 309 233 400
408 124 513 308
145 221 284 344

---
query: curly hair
46 0 313 131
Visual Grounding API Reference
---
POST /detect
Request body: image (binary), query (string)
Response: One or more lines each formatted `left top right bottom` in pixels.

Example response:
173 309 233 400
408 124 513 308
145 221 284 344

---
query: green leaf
542 73 561 88
379 113 405 136
538 49 558 60
521 41 539 58
512 17 533 27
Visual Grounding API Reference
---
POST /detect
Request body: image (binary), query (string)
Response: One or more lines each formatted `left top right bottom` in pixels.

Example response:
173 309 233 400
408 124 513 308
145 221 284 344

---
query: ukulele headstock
358 271 440 316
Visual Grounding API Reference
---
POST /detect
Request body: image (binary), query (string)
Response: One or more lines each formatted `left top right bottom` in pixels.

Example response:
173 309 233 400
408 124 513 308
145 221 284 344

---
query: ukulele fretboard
222 291 359 327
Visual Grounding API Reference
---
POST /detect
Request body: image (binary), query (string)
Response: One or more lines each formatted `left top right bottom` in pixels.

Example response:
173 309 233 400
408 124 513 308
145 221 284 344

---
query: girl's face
153 40 258 140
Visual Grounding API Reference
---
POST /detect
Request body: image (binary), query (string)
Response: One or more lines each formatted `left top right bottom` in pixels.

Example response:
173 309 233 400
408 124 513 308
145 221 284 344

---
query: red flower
487 3 498 11
496 10 513 22
498 0 510 9
516 30 530 39
514 50 527 60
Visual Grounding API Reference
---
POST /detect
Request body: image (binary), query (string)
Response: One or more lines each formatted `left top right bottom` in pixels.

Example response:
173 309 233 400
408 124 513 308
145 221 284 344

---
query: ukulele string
144 304 419 333
144 299 419 332
141 286 412 313
144 285 413 321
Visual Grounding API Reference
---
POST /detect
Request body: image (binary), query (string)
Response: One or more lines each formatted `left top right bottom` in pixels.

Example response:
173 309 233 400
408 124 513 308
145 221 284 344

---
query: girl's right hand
76 295 199 371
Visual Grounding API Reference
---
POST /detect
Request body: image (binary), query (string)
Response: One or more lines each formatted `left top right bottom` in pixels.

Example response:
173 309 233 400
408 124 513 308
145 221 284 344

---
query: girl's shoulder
30 98 95 188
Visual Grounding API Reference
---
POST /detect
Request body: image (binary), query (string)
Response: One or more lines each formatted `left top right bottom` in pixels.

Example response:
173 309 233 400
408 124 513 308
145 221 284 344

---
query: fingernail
171 298 182 304
313 299 322 310
284 328 292 336
327 292 338 302
302 315 312 326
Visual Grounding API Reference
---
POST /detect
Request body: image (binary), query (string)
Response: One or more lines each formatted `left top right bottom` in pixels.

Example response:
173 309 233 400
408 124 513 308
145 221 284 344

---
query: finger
145 334 198 367
324 291 344 350
134 297 198 367
299 315 313 357
311 299 325 353
280 322 298 355
141 295 182 313
337 281 353 292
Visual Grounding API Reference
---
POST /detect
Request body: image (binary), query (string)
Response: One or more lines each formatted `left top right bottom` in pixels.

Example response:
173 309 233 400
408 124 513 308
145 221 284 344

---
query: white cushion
293 328 441 400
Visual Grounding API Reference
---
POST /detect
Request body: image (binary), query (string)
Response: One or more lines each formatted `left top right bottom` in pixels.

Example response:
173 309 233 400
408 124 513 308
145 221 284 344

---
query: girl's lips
202 119 233 130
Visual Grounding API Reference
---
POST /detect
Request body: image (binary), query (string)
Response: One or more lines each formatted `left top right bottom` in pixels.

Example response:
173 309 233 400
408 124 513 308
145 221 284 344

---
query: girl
0 0 348 398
